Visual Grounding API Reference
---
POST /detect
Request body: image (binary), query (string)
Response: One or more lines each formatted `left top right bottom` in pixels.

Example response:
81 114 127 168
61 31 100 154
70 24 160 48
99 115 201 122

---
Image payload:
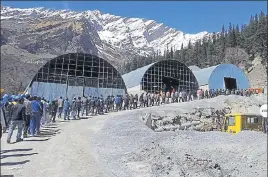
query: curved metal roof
192 65 218 86
192 64 249 89
188 65 201 71
122 63 155 89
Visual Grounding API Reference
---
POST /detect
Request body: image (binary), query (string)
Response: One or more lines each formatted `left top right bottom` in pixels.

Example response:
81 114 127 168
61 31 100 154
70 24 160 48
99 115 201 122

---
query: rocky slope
1 6 209 57
91 94 267 177
140 94 267 132
246 57 267 89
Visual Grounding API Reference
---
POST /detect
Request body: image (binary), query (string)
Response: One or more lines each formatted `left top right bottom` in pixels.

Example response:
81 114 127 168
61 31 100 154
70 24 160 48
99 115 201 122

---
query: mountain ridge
1 6 210 56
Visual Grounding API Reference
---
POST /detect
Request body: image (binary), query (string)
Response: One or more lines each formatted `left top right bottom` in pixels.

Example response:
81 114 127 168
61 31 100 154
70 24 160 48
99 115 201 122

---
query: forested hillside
122 11 267 74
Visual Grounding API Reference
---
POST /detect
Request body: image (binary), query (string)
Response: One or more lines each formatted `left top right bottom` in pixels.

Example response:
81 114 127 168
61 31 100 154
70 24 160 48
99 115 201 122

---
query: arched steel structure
26 53 126 100
123 59 199 93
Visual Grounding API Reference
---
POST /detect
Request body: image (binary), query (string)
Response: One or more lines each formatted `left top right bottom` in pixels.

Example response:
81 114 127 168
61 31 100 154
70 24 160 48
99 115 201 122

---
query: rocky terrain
140 94 267 132
246 57 267 89
91 94 267 177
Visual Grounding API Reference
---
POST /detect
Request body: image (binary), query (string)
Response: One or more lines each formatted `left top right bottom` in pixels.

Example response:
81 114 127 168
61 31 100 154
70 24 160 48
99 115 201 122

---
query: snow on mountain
1 6 210 57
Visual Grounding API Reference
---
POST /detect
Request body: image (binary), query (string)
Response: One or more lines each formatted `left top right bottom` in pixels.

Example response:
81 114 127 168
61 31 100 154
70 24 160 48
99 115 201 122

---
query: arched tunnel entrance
141 60 199 93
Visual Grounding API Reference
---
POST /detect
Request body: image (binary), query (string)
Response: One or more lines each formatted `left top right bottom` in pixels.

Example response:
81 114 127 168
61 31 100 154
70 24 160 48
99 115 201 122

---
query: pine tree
180 43 185 63
235 24 241 46
188 40 192 49
170 46 174 59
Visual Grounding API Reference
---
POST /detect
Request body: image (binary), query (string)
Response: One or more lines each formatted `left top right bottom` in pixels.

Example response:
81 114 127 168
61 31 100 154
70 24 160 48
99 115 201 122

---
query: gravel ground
1 116 109 177
91 95 267 177
1 95 267 177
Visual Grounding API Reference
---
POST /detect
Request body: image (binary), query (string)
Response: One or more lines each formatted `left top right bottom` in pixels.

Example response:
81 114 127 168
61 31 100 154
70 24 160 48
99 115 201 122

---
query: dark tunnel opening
224 77 237 90
162 76 180 92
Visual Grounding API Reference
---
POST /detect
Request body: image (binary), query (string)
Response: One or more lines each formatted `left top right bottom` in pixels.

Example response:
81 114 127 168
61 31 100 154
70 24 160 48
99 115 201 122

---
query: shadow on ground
24 138 50 142
1 175 15 177
79 117 91 119
1 153 38 159
1 148 33 154
1 160 30 166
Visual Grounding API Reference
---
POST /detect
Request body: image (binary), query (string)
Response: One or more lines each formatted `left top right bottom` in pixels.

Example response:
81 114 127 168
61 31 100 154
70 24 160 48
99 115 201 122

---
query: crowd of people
0 87 263 143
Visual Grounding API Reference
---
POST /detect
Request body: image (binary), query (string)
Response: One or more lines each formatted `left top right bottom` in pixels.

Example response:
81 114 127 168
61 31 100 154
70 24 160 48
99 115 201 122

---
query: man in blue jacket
115 95 120 111
30 96 42 136
63 98 71 120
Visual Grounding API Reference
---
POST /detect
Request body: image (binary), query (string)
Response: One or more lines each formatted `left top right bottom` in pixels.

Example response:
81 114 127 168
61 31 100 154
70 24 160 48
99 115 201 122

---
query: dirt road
1 115 110 177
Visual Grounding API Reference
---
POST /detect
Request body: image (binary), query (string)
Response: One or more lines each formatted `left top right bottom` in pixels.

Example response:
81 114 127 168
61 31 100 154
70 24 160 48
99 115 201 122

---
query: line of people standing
0 87 262 143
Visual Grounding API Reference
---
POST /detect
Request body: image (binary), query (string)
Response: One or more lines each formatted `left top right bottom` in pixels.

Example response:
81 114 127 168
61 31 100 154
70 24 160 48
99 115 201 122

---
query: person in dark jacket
123 95 129 110
23 94 32 138
7 97 26 143
90 97 96 116
51 99 58 122
134 94 138 109
105 96 110 112
76 97 82 118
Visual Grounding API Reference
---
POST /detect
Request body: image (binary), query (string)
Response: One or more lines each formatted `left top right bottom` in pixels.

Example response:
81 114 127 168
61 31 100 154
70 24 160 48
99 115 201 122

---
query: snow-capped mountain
1 6 210 59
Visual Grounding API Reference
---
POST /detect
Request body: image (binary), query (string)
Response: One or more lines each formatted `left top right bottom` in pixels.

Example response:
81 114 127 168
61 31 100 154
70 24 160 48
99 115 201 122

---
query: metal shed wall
192 65 218 86
208 64 250 90
122 63 155 89
192 64 250 90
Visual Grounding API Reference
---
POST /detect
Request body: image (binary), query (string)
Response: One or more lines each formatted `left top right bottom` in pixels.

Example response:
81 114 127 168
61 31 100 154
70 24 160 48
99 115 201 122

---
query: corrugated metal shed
192 64 250 89
122 63 155 89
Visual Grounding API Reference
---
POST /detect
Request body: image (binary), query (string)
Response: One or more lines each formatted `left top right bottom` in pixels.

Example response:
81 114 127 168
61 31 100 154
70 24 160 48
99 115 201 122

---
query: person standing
30 96 42 136
71 98 78 119
23 95 32 138
51 99 58 122
81 96 87 116
105 96 110 112
179 91 183 102
0 98 7 135
129 94 134 109
134 94 138 109
115 95 120 111
76 97 82 118
63 98 71 120
86 96 91 116
7 97 26 143
139 93 144 108
204 90 209 99
40 98 47 126
36 97 43 134
123 94 129 110
57 96 64 118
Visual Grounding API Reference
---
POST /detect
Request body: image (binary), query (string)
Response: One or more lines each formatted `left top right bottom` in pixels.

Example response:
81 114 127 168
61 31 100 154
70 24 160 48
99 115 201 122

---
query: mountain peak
1 6 211 57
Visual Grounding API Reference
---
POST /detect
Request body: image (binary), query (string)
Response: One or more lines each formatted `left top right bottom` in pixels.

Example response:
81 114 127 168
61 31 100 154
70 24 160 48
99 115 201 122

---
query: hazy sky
2 1 267 33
